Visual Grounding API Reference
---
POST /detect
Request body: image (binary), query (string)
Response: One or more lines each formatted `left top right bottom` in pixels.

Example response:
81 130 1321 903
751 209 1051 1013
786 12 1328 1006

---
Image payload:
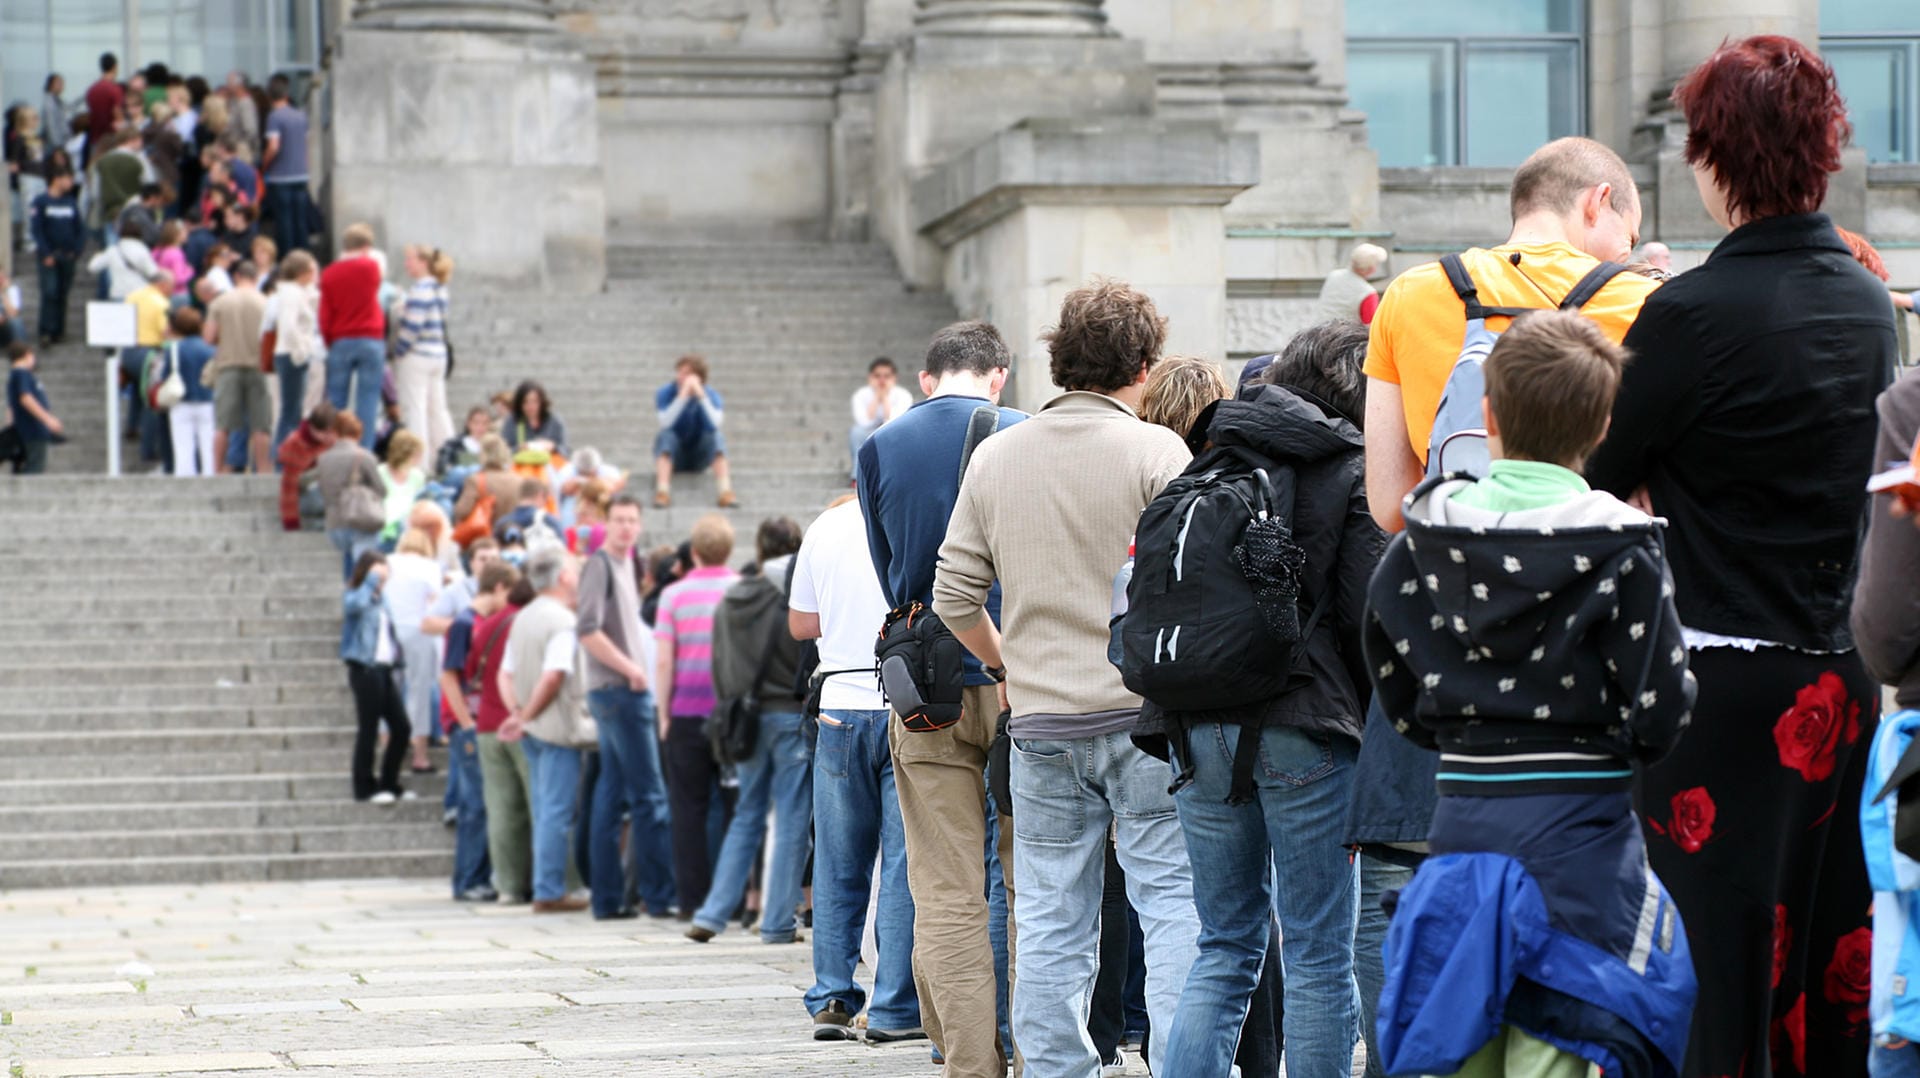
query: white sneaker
369 791 397 805
399 790 419 801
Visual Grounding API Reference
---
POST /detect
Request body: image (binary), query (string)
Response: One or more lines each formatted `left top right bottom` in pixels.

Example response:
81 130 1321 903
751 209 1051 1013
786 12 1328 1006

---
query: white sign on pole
86 302 138 348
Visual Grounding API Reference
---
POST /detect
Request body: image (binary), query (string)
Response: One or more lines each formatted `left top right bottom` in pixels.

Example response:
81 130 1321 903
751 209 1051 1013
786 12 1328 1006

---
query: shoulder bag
710 562 797 765
153 341 187 411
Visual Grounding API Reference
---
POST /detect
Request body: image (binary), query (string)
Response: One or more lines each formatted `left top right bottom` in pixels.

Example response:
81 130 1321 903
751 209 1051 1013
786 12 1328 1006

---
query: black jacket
1585 213 1894 651
711 556 804 712
1135 384 1385 744
1364 477 1697 797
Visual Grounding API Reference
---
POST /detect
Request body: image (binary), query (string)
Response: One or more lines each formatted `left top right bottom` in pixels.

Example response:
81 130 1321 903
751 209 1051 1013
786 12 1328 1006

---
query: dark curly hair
1043 279 1167 394
510 380 551 426
1674 35 1850 224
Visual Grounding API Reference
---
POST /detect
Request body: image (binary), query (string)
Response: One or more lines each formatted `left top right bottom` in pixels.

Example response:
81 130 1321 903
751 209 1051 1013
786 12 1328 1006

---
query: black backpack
1120 452 1329 712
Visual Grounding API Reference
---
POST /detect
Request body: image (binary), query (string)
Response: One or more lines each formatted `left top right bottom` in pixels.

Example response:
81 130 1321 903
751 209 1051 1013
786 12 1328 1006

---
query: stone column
912 0 1109 37
1661 0 1817 85
328 0 606 290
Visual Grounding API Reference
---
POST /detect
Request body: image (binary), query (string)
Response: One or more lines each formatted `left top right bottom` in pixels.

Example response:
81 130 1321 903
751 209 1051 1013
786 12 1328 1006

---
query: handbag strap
957 404 1001 487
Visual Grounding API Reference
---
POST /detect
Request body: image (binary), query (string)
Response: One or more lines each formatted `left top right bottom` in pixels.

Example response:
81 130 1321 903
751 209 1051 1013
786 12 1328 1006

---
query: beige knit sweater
933 391 1190 718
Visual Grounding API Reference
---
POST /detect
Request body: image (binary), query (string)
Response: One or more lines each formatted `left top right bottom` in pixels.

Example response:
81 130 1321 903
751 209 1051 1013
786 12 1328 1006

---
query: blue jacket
29 192 85 257
1863 708 1920 1043
340 579 402 666
1379 794 1696 1078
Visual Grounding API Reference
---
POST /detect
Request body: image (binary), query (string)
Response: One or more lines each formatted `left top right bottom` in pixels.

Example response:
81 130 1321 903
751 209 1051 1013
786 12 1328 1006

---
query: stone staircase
0 241 958 888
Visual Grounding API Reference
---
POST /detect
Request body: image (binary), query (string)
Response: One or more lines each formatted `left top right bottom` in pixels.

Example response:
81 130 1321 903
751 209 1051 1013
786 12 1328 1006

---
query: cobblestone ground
0 880 989 1078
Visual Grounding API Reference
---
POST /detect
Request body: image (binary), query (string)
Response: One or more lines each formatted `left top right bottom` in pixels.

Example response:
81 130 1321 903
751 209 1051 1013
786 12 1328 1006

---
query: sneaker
685 925 716 943
399 790 419 801
442 808 458 828
812 1000 858 1041
865 1025 928 1044
455 886 499 903
369 791 397 805
716 490 739 509
654 490 671 508
531 896 590 913
594 907 640 921
1101 1054 1128 1075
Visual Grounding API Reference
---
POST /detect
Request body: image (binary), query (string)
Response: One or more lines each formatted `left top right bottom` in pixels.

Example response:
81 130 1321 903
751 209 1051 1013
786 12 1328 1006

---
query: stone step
0 552 338 576
0 797 445 833
0 824 449 861
0 703 352 732
0 595 339 621
0 658 343 689
0 772 447 807
0 849 452 888
0 575 345 600
0 636 336 664
0 616 336 644
0 680 351 711
0 726 364 758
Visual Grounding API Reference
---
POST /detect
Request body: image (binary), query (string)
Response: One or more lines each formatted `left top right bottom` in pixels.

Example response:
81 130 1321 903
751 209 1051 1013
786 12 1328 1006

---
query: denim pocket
815 712 853 778
1011 739 1083 846
1254 725 1337 787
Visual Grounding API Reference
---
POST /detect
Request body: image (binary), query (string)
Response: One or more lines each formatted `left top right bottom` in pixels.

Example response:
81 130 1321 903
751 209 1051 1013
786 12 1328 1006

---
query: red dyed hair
1836 227 1891 282
1673 36 1850 223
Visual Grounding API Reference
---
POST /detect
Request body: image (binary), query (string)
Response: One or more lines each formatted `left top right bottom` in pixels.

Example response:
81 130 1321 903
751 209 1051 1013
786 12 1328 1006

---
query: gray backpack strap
957 405 1001 487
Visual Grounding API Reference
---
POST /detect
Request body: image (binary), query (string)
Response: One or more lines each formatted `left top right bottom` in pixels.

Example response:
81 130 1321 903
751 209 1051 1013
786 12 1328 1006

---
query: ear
1584 183 1610 227
988 367 1009 395
919 371 937 396
1136 362 1152 386
1481 396 1500 438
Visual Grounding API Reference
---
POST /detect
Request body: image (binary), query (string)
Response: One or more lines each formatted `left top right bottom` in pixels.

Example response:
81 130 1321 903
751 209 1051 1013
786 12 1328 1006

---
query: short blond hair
478 434 511 470
341 223 375 252
384 429 423 470
1349 243 1388 276
1139 355 1231 439
689 514 735 567
394 527 436 559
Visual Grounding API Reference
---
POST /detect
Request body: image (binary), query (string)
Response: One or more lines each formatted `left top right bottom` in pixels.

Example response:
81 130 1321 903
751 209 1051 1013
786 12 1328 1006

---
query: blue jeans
325 337 385 448
327 527 378 581
1357 850 1418 1078
1875 1042 1920 1078
653 426 725 473
449 726 491 895
694 711 814 940
987 783 1013 1053
1162 724 1359 1078
806 708 918 1029
266 181 314 256
37 254 74 340
586 686 676 916
1010 730 1199 1077
519 733 582 902
119 346 149 437
274 354 306 456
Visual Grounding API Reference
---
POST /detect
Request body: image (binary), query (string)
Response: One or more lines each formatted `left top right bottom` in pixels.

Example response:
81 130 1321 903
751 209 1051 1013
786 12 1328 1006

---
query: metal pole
105 354 121 478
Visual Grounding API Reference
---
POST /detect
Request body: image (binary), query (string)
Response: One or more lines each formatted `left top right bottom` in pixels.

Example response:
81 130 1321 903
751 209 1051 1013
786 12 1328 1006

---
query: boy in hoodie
28 169 84 345
1364 310 1698 1078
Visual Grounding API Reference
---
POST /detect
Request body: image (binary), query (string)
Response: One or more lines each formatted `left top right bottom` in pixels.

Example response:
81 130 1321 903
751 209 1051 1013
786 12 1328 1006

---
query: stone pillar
328 0 606 290
913 0 1110 37
1661 0 1817 86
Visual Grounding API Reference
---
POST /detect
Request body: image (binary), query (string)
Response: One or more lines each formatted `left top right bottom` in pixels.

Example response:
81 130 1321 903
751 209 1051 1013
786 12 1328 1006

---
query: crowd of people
17 29 1920 1078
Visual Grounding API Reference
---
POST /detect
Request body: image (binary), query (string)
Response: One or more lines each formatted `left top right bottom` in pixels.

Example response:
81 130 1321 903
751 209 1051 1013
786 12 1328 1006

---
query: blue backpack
1425 254 1627 478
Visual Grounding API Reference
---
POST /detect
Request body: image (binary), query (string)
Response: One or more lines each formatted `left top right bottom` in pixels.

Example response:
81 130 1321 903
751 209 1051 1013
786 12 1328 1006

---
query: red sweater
319 256 385 342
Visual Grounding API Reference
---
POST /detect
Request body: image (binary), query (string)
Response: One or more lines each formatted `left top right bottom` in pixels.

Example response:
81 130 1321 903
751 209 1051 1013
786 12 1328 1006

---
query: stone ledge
912 119 1259 246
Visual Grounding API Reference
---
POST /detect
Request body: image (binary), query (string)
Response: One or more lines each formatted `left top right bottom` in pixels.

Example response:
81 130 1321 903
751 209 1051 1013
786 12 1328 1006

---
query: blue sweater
856 394 1024 685
29 192 85 257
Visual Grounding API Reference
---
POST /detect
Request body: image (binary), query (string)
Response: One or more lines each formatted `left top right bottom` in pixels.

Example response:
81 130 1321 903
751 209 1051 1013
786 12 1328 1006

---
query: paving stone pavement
0 879 1040 1078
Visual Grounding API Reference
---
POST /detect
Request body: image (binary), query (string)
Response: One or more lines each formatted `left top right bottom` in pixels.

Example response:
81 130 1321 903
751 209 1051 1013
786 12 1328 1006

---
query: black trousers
664 716 730 914
347 662 410 800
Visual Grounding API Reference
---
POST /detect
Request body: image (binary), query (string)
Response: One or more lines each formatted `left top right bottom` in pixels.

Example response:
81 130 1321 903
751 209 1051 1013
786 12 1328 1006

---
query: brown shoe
531 897 589 914
716 490 738 509
654 490 671 509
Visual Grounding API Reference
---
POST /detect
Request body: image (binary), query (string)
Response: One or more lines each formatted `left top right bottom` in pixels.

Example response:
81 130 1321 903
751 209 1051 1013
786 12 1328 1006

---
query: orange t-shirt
1363 242 1659 465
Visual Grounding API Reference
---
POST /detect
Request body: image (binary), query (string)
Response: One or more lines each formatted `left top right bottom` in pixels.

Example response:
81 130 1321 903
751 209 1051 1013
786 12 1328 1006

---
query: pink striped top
654 565 738 719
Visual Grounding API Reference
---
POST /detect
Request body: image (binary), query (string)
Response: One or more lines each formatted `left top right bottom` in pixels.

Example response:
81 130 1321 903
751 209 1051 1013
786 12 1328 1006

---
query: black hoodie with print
1363 475 1696 797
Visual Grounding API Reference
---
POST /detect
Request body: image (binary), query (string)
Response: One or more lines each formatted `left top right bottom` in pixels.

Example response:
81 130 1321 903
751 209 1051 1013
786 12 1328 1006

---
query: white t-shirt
851 384 914 428
383 553 444 631
789 499 887 711
3 284 21 319
503 628 578 678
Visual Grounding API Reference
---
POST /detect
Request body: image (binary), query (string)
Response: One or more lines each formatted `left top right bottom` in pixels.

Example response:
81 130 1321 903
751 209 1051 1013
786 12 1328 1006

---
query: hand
627 672 650 694
42 256 54 267
499 715 525 743
1626 487 1654 515
996 679 1009 715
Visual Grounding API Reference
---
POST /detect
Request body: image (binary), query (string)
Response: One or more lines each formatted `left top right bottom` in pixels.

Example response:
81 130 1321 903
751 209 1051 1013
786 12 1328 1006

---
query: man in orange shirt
1347 135 1660 1078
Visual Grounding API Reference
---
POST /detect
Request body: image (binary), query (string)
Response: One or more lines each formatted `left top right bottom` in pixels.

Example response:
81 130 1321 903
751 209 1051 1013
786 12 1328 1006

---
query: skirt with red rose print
1637 647 1878 1077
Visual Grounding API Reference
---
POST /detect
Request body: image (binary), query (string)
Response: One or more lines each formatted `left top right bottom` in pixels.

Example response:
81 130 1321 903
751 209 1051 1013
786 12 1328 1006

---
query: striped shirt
395 278 449 360
655 566 739 719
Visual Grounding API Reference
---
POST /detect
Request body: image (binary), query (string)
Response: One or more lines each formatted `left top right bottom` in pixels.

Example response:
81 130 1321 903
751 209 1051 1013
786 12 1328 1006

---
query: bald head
1509 137 1637 222
1636 242 1672 270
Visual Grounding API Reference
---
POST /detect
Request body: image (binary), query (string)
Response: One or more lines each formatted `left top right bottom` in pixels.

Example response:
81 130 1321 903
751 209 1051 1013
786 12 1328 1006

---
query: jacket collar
1039 390 1141 419
1707 212 1849 262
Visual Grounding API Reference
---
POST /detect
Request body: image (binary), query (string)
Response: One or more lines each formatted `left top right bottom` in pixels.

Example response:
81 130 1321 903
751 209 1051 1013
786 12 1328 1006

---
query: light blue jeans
519 733 582 902
693 711 814 941
1875 1041 1920 1078
324 337 385 448
1161 723 1359 1078
1009 729 1198 1077
1357 851 1418 1078
805 708 918 1030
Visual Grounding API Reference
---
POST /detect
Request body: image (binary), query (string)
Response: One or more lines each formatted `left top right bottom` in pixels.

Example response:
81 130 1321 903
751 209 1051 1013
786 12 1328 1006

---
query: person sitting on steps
653 354 734 509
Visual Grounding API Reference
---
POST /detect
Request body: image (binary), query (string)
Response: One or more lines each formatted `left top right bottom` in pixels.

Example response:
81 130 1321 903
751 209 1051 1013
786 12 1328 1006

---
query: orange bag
451 489 496 548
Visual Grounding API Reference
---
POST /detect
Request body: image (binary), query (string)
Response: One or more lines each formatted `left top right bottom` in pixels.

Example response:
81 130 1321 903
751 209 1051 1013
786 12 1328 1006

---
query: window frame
1348 3 1589 169
1822 33 1920 164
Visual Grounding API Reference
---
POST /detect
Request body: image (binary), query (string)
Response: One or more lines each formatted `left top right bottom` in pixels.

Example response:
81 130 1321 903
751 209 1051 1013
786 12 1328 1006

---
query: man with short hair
28 169 84 347
848 356 912 474
321 223 388 446
260 74 313 257
654 514 740 915
6 341 62 475
856 319 1025 1076
576 493 677 920
499 547 592 914
932 281 1198 1075
93 130 148 244
1315 242 1388 324
1347 134 1660 1078
84 54 124 164
203 260 271 473
494 478 563 546
653 354 734 508
116 183 167 248
440 561 520 902
1636 241 1673 273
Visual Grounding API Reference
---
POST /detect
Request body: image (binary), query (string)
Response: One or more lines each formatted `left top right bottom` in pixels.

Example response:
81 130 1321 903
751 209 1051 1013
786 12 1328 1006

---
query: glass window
1349 1 1586 168
1825 0 1919 35
2 2 53 112
1823 3 1920 163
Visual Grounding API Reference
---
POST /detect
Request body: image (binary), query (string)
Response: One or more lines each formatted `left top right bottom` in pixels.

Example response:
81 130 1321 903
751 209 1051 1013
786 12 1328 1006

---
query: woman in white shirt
384 527 447 774
268 250 324 451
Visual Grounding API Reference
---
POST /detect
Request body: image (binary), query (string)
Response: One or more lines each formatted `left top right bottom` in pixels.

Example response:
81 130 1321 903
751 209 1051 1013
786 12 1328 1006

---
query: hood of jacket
716 556 803 705
1205 384 1362 467
1399 475 1657 661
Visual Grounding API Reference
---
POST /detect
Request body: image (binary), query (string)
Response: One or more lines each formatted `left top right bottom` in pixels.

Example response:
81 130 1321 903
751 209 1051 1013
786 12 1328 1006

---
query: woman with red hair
1586 35 1898 1076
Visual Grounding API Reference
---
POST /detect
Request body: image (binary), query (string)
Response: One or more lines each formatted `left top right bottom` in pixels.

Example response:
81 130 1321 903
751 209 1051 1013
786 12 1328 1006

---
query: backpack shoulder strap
1442 252 1555 321
957 405 1001 488
1559 261 1628 311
